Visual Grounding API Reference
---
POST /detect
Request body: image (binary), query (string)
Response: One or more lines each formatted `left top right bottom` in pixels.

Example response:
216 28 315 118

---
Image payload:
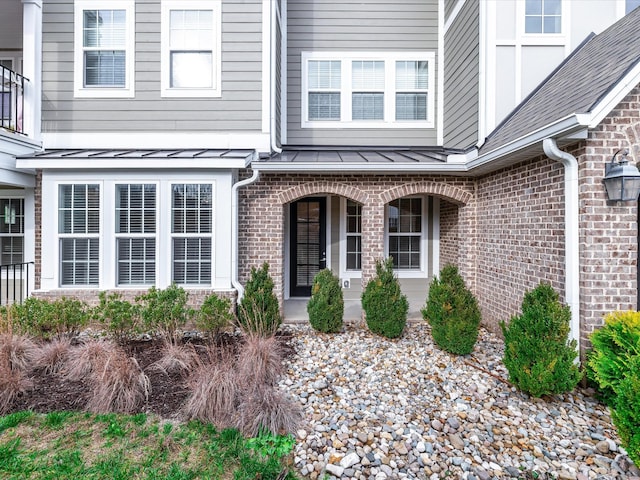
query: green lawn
0 411 297 480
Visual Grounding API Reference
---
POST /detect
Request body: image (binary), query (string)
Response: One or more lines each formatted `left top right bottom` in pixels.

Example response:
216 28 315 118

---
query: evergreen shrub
307 269 343 333
501 283 581 397
238 263 281 336
611 355 640 466
361 258 408 339
136 284 193 339
197 293 235 337
92 291 140 342
10 297 89 339
422 264 481 355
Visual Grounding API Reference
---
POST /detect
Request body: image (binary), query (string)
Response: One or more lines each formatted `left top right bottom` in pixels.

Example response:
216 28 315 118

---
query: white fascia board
468 113 590 171
41 132 272 152
0 131 41 156
16 157 251 170
0 161 36 187
588 61 640 128
253 162 469 174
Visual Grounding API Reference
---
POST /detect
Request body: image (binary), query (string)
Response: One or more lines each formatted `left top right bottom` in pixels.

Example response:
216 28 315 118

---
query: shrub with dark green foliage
92 291 140 342
422 265 481 355
10 297 89 339
611 354 640 466
501 283 581 397
197 293 235 336
136 284 193 339
587 310 640 406
237 263 281 336
307 269 343 333
361 258 408 339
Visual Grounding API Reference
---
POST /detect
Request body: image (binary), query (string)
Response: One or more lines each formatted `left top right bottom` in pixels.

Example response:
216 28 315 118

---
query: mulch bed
8 330 296 419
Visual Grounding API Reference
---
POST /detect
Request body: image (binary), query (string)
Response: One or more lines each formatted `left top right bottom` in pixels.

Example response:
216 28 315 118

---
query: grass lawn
0 411 297 480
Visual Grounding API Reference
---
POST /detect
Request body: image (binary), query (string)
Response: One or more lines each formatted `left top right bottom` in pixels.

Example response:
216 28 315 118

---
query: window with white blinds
74 1 134 98
0 198 24 265
58 184 100 286
387 197 422 270
171 184 212 285
161 1 221 97
115 184 156 285
345 200 362 271
303 52 434 128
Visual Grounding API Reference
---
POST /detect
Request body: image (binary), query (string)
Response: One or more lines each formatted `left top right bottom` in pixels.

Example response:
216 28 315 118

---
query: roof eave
16 155 254 170
252 162 470 175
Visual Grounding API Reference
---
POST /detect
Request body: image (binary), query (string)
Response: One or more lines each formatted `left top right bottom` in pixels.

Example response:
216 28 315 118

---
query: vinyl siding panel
286 0 439 147
41 0 263 133
443 0 479 149
444 0 457 22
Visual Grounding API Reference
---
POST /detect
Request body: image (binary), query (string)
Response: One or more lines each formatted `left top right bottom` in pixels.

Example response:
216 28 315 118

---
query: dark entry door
290 197 326 297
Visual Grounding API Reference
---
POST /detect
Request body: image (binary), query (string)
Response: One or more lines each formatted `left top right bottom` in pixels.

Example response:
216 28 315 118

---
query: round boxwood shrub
238 263 281 336
501 283 582 397
422 264 480 355
197 293 235 337
307 269 344 333
361 258 408 339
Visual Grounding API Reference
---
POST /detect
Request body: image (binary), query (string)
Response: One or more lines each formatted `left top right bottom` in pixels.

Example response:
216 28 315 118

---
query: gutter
542 138 580 359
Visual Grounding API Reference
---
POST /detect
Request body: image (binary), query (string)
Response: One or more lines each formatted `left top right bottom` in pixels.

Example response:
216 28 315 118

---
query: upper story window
161 0 222 98
74 0 135 98
302 52 435 129
525 0 561 34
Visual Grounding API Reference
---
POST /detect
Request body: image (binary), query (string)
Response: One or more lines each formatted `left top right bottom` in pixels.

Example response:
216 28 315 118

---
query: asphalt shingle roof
480 8 640 154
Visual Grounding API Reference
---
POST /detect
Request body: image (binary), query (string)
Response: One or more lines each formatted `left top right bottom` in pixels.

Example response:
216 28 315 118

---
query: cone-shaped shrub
361 258 408 339
611 354 640 466
501 283 581 397
238 263 281 336
422 265 480 355
587 310 640 406
307 269 343 333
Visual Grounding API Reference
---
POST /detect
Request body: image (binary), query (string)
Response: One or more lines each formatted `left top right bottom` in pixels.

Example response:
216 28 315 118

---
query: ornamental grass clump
422 265 481 355
237 263 281 337
361 258 408 339
307 269 343 333
501 283 581 397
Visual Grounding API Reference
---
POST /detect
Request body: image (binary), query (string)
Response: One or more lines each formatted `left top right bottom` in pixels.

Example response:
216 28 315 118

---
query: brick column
360 199 385 286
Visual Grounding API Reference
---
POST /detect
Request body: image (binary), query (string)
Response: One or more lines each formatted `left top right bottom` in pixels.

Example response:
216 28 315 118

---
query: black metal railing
0 261 34 306
1 65 27 135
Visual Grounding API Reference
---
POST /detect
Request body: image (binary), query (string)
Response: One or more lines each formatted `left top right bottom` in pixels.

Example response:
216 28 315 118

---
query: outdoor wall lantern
603 149 640 202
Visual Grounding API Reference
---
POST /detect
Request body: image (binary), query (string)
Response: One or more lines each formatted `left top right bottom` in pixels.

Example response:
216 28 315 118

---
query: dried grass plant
236 301 280 338
86 349 151 414
33 337 72 374
234 385 303 437
237 334 284 387
64 339 117 382
0 332 37 373
0 367 33 414
150 340 200 376
182 348 239 427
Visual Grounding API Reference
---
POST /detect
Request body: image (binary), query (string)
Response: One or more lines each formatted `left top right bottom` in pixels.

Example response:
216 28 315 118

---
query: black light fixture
603 149 640 202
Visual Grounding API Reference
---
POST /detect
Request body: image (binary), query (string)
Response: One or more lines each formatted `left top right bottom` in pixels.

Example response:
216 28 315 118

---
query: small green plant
361 258 408 339
196 294 234 337
237 263 281 336
501 283 582 397
587 310 640 405
307 269 343 333
244 430 295 459
92 291 140 342
610 354 640 466
422 265 481 355
136 284 193 340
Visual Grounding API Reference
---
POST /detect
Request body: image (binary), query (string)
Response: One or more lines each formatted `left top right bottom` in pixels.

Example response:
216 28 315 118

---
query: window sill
161 88 222 98
74 87 135 99
302 120 434 129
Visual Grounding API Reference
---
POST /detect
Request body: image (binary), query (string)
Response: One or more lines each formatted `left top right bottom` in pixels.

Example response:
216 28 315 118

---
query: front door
290 197 326 297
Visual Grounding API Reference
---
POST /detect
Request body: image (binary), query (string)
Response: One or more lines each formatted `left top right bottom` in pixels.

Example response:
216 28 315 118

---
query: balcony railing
0 261 34 306
1 66 27 135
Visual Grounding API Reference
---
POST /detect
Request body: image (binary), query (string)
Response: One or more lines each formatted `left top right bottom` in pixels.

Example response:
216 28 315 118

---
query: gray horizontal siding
41 0 263 134
286 0 439 147
443 0 479 149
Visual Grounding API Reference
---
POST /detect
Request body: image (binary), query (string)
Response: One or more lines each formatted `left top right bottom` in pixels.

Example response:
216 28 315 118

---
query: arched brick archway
380 181 472 206
277 181 368 205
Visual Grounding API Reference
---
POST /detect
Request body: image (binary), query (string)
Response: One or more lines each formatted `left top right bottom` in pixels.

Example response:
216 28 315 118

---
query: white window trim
384 195 428 278
0 195 25 266
161 0 222 98
301 51 435 129
73 0 135 98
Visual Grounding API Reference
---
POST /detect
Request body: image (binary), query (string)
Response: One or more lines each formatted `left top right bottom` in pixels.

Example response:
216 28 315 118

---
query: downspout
231 167 260 301
542 138 580 358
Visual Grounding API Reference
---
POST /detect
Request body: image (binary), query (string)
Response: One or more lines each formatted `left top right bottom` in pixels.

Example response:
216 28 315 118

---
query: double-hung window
59 184 100 286
171 184 212 285
387 197 422 270
74 0 135 97
115 184 156 286
0 198 24 265
345 200 362 271
161 0 221 97
525 0 562 34
302 52 434 128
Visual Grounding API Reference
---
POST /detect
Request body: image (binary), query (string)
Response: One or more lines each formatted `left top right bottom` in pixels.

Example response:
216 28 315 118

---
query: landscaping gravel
280 322 640 480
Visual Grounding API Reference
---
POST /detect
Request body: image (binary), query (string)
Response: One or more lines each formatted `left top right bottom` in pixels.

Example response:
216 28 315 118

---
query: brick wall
439 200 460 269
34 170 42 290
